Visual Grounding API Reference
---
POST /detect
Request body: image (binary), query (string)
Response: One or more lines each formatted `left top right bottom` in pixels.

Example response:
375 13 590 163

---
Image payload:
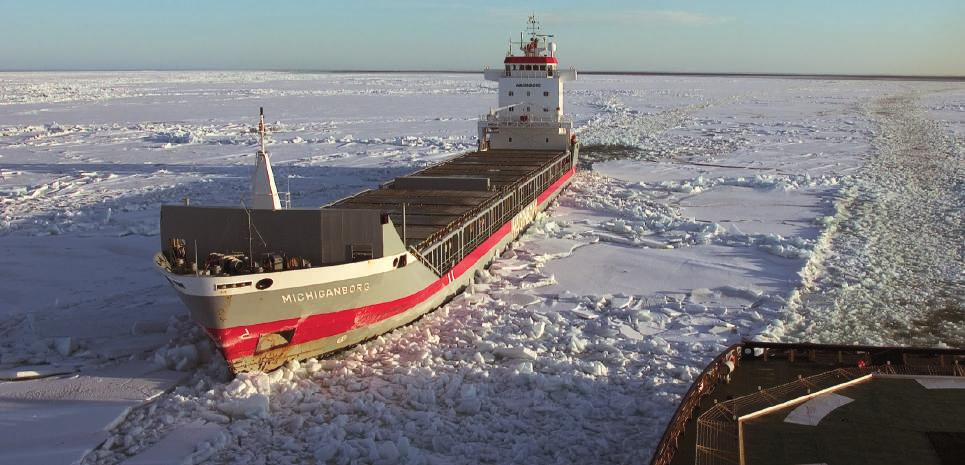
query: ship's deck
742 376 965 465
330 149 567 247
659 343 965 465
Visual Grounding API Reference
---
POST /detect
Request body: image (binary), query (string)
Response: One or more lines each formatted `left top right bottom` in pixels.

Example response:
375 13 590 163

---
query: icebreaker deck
649 341 965 465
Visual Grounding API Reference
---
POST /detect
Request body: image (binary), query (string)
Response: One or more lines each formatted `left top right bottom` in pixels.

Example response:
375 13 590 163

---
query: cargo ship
649 341 965 465
155 17 579 373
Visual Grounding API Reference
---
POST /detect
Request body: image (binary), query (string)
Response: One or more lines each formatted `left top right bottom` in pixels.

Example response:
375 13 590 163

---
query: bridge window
508 91 514 96
543 91 549 97
526 91 530 96
540 65 546 71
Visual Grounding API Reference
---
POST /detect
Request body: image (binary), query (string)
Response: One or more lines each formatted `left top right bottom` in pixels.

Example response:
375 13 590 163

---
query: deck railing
416 151 573 275
648 341 965 465
478 114 573 129
408 246 442 277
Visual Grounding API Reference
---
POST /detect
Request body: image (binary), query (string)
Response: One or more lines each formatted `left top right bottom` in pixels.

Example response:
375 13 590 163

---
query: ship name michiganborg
281 282 371 304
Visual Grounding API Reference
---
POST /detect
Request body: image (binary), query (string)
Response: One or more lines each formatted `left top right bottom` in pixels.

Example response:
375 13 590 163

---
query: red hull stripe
503 56 559 65
208 167 576 360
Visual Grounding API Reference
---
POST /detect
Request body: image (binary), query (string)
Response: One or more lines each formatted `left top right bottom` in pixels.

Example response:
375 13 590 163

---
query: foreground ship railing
695 363 964 465
649 345 742 465
648 341 965 465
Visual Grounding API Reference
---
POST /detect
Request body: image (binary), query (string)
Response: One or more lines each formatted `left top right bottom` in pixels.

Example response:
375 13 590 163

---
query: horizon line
1 68 963 82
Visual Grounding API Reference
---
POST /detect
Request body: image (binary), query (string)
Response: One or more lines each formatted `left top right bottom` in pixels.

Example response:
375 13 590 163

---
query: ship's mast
259 107 266 155
511 15 553 57
250 107 282 210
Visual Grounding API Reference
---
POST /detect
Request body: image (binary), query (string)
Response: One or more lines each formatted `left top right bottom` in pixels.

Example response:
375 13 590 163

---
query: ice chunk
154 344 200 371
200 410 230 424
313 442 339 462
570 306 599 320
690 288 715 304
708 324 736 335
121 422 227 465
494 292 541 307
493 347 538 361
455 396 482 415
216 393 269 419
684 303 708 314
378 441 400 461
529 320 546 339
585 361 608 377
568 334 588 354
717 285 763 301
611 295 634 309
617 324 645 341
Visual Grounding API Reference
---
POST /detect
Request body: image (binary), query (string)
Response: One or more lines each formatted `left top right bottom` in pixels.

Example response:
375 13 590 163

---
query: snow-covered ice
0 71 962 464
0 361 185 465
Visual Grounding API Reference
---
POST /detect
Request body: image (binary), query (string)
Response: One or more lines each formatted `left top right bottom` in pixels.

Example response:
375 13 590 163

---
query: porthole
256 278 274 290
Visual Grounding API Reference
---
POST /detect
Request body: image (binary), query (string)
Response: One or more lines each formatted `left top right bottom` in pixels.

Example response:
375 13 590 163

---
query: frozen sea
0 71 962 465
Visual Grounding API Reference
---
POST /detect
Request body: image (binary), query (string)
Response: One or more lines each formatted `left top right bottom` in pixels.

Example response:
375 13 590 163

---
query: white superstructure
479 16 577 151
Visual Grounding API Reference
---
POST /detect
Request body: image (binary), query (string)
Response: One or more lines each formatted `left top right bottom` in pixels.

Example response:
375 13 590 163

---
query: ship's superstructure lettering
155 16 580 373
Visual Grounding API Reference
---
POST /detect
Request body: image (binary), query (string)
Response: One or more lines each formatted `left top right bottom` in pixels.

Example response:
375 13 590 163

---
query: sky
1 0 963 75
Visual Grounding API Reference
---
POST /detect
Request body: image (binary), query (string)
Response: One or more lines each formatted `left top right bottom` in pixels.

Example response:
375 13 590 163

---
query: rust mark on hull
214 294 232 326
252 345 294 372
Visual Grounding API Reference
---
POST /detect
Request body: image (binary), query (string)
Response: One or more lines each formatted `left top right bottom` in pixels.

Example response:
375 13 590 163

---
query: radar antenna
510 15 554 57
